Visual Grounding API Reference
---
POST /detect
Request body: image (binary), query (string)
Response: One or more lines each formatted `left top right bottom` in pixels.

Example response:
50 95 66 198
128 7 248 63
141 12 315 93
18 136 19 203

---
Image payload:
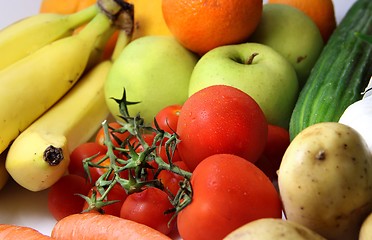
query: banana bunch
6 61 112 191
0 0 134 191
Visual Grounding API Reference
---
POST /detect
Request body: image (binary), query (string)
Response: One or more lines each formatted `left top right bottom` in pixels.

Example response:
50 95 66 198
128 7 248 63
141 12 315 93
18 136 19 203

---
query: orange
39 0 80 14
268 0 336 42
162 0 263 55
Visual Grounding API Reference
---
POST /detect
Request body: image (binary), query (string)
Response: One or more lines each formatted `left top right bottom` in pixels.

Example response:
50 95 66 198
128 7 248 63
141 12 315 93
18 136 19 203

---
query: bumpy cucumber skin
289 0 372 140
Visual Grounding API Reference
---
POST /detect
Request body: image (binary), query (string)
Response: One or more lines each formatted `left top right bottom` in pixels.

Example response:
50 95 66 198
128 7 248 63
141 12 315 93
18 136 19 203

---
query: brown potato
224 218 326 240
278 122 372 240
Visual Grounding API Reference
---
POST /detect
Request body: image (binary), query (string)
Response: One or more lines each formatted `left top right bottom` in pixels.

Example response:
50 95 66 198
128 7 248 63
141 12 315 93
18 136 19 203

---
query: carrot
0 224 53 240
51 212 172 240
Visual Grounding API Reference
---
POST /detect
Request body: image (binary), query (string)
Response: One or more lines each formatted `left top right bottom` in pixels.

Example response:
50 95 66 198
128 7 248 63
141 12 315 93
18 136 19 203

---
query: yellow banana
6 61 112 192
0 4 98 70
0 10 115 155
0 149 9 191
85 24 116 71
4 0 135 192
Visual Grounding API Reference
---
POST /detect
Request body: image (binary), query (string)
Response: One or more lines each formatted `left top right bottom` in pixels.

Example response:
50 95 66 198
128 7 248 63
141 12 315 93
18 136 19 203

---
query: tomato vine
81 88 192 217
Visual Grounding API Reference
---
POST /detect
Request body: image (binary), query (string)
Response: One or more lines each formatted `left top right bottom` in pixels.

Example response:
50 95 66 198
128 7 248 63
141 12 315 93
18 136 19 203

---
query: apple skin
188 42 298 129
104 36 199 124
249 4 324 88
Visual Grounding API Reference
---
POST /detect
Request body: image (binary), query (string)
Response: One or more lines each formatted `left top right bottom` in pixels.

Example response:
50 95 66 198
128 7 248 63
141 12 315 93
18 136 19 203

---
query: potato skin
278 122 372 240
223 218 326 240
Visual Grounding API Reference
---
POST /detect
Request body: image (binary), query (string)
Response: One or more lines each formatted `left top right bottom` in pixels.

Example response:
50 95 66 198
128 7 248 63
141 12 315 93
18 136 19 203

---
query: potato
278 122 372 240
223 218 326 240
359 212 372 240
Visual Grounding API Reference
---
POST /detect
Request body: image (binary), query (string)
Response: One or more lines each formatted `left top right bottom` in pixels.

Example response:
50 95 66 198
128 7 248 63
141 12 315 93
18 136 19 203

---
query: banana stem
77 12 113 43
111 30 131 61
66 4 99 27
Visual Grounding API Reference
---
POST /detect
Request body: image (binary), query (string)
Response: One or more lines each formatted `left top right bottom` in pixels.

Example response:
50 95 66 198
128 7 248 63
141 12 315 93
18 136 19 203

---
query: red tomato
47 174 92 221
88 154 111 183
158 160 190 196
68 142 107 178
120 187 175 235
177 154 283 240
153 104 182 133
128 133 154 153
87 154 131 184
255 124 290 181
95 122 131 149
156 139 182 164
177 85 268 171
83 184 128 217
129 133 181 164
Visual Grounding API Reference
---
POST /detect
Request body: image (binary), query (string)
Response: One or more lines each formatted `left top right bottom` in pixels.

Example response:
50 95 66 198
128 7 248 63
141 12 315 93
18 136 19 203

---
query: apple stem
246 53 259 65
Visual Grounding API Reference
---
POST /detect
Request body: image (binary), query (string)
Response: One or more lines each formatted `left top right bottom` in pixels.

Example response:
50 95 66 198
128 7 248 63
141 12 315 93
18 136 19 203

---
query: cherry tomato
158 160 190 196
95 122 131 149
255 124 290 181
83 184 128 217
47 174 92 221
156 139 182 164
120 187 175 235
177 85 268 171
87 154 132 184
128 133 180 164
68 142 107 178
152 104 182 133
177 154 282 240
128 133 154 153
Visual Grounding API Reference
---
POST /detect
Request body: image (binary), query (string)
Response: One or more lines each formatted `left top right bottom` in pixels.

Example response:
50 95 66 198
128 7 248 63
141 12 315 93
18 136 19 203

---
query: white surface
0 0 358 237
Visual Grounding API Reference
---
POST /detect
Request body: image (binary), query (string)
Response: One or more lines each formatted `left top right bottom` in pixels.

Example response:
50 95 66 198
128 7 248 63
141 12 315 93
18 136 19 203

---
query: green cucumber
289 0 372 140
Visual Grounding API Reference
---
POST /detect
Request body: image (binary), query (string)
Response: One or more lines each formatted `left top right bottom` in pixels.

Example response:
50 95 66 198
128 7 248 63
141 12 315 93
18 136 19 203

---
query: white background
0 0 358 237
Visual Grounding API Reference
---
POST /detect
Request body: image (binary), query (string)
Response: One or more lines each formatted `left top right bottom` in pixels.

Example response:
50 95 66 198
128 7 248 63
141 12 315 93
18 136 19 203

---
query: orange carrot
0 224 53 240
51 212 172 240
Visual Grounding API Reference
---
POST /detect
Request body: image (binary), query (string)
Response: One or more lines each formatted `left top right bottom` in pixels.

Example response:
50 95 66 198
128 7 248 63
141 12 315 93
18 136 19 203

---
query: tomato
47 174 92 221
68 142 107 178
120 187 175 235
128 133 154 153
95 121 131 149
177 154 282 240
255 124 290 181
152 104 182 133
176 85 268 171
158 160 190 196
83 184 128 217
87 154 125 184
156 138 182 164
129 132 181 164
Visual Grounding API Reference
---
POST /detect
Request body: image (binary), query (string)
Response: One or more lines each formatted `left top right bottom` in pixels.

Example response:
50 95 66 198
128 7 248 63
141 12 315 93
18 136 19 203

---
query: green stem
84 87 194 216
67 4 99 27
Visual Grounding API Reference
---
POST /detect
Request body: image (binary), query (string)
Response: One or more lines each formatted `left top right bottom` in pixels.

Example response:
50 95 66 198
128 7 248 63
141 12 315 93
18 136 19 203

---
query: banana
0 10 115 155
85 24 116 71
0 149 9 191
6 61 112 192
0 4 98 70
4 0 135 192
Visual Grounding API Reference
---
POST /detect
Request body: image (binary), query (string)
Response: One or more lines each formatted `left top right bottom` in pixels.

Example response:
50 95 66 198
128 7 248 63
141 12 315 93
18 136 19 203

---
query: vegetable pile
1 0 372 240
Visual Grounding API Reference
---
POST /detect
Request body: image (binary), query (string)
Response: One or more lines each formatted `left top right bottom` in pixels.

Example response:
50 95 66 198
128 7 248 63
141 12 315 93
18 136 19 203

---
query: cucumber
289 0 372 140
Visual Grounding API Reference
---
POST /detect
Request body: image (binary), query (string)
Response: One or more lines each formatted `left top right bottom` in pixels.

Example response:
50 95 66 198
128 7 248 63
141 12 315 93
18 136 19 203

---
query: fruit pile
0 0 372 239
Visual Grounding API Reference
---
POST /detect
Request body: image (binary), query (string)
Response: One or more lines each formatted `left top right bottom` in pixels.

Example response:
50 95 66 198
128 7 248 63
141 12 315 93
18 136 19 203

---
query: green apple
188 42 298 129
104 36 198 124
249 4 324 88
